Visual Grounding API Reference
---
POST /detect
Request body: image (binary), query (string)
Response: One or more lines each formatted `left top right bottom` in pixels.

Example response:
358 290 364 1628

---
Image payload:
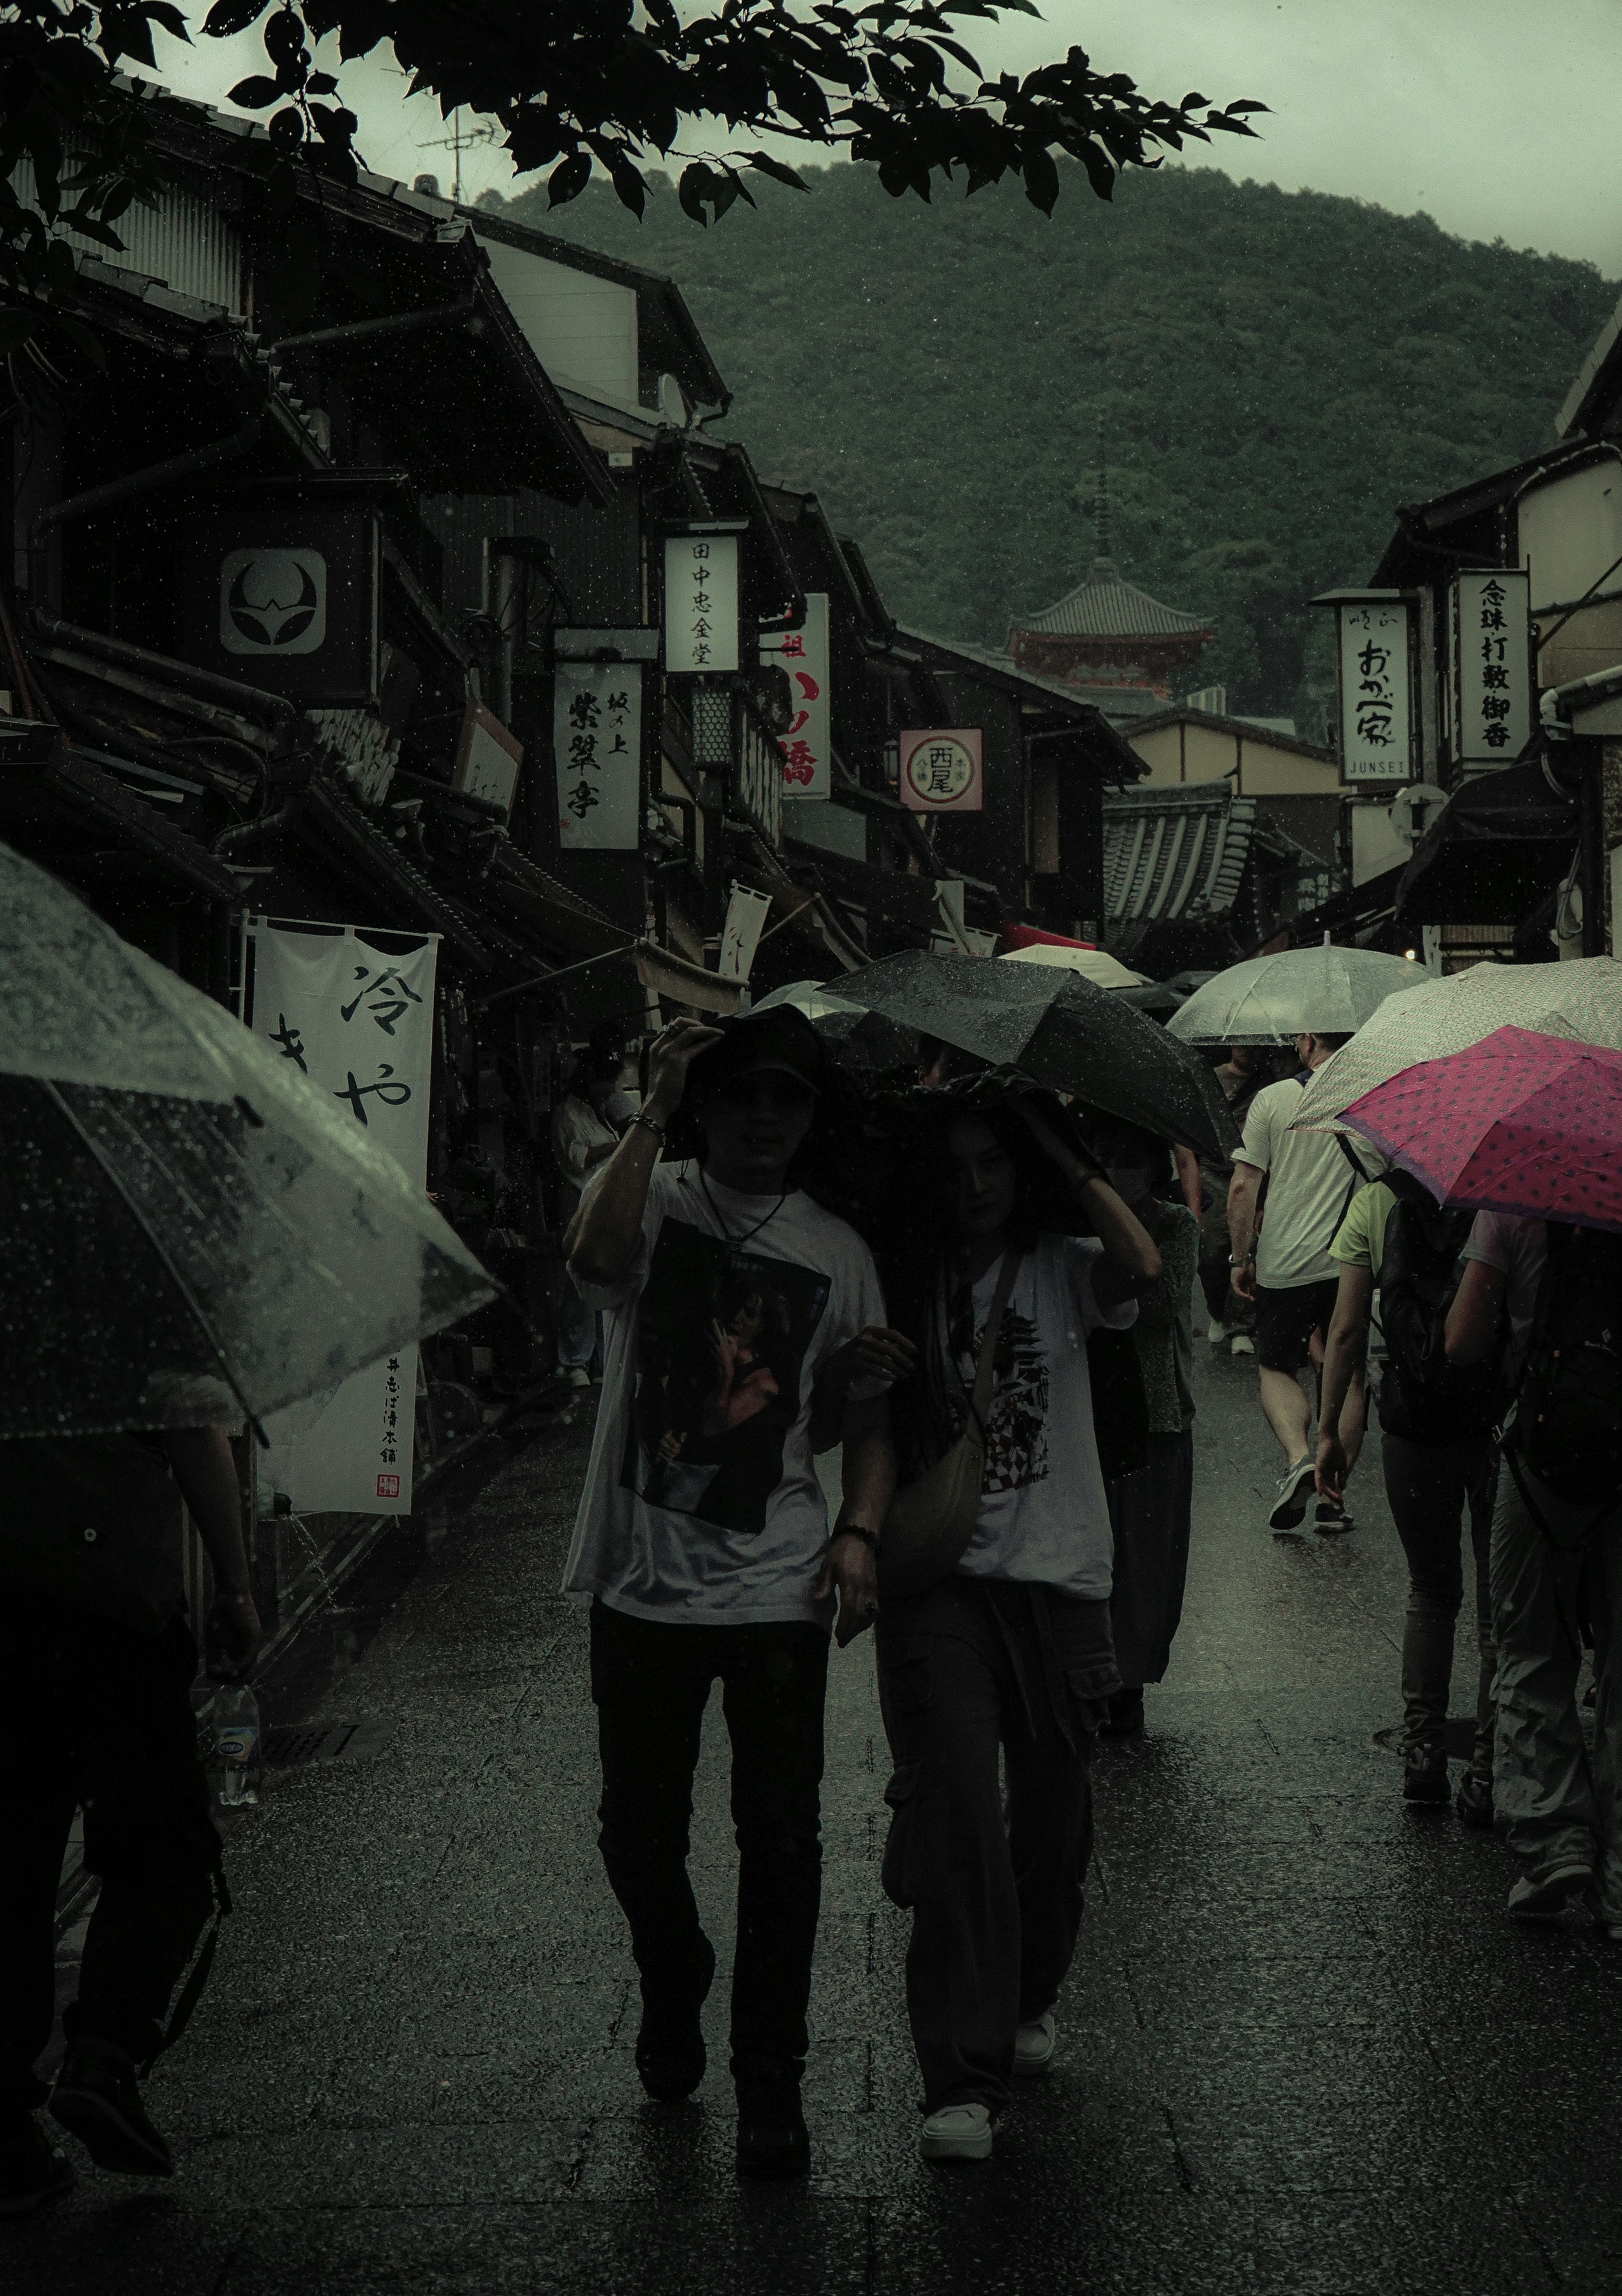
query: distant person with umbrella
1197 1046 1282 1359
1227 1034 1384 1535
1 1429 262 2209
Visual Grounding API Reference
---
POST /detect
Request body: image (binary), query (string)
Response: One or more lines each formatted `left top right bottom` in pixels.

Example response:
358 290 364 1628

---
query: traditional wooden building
1005 556 1215 718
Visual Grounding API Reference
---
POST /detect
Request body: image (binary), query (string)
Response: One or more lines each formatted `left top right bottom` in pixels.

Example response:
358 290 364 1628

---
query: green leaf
268 105 304 147
140 1 191 38
203 0 270 33
610 158 646 218
64 210 127 251
1022 142 1059 213
305 68 337 92
747 152 809 191
227 73 283 106
547 149 591 207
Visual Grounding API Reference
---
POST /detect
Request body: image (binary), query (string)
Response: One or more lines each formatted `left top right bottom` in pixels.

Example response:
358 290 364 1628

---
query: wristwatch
1228 1253 1253 1267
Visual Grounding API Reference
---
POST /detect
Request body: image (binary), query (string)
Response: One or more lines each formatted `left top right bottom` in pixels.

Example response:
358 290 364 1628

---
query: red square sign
899 728 982 813
376 1473 401 1500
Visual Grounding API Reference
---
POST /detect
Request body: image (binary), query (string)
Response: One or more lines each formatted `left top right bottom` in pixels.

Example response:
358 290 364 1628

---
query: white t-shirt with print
946 1234 1137 1602
562 1161 888 1627
1234 1076 1385 1290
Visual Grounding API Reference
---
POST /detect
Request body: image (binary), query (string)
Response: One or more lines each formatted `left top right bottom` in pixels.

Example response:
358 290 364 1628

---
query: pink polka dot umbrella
1338 1025 1622 1233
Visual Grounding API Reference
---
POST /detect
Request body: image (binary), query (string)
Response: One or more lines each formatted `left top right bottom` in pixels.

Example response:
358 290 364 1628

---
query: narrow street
20 1338 1622 2296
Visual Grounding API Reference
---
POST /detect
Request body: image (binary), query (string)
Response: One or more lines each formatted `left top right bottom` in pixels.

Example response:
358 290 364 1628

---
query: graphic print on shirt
621 1218 830 1536
946 1291 1051 1495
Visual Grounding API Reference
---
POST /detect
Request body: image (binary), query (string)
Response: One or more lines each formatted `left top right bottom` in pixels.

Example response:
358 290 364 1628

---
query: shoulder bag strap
964 1249 1021 1442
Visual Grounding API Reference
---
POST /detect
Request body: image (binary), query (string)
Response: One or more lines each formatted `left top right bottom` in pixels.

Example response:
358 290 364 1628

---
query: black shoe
635 1934 716 2103
0 2114 75 2217
1402 1740 1450 1806
735 2084 811 2180
48 2038 173 2178
1314 1498 1354 1535
1456 1770 1494 1829
1102 1687 1145 1738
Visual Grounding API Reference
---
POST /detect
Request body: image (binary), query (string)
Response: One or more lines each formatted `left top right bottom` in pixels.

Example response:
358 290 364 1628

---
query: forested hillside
486 163 1616 726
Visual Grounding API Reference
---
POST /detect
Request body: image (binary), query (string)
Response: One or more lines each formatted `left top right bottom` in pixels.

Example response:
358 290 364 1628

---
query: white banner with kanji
246 920 440 1517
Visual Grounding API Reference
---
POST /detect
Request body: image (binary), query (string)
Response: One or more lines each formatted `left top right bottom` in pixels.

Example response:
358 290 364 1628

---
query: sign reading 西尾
1454 570 1531 766
665 534 740 674
761 593 831 798
554 663 642 850
247 920 439 1517
1336 599 1413 784
898 728 983 813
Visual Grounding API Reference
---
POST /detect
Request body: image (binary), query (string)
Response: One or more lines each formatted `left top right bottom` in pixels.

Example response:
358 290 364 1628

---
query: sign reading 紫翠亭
664 534 740 674
1336 599 1413 784
554 664 642 850
761 594 831 798
1454 570 1531 766
898 729 983 813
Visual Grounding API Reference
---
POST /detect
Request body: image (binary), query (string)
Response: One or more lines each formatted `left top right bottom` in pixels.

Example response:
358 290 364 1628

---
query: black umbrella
833 950 1239 1163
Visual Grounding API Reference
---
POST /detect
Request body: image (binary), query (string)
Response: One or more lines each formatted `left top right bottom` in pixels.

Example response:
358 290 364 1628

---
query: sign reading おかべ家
664 535 740 674
554 664 642 850
898 729 983 813
1454 570 1531 766
761 594 831 798
1336 599 1413 783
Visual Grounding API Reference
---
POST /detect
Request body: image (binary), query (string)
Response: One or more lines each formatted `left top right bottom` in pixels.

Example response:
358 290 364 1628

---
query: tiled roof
1103 787 1257 923
1013 560 1213 642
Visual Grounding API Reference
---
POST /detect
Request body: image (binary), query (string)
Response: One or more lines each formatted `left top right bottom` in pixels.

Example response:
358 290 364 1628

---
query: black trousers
588 1598 829 2092
876 1577 1117 2116
0 1591 222 2114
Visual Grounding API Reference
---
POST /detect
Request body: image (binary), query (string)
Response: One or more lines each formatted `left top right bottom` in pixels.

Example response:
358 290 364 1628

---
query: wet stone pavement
16 1335 1622 2296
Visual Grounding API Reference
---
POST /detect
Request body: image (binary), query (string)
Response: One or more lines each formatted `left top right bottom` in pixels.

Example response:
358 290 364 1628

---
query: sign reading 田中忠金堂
1454 570 1531 766
664 534 740 674
1335 598 1413 784
554 664 642 850
898 728 983 813
761 594 830 798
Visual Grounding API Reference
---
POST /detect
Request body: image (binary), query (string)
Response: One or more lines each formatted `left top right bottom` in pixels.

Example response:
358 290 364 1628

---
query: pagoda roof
1012 559 1213 643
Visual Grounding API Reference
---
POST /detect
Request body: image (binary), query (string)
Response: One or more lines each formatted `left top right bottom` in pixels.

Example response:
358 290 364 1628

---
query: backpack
1375 1173 1498 1443
1506 1224 1622 1517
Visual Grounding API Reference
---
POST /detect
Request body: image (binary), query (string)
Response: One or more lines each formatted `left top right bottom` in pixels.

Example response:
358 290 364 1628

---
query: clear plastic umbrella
1167 944 1428 1047
0 840 496 1440
1289 955 1622 1135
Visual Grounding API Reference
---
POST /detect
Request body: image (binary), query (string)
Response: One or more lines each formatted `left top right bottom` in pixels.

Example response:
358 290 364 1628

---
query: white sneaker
1506 1866 1592 1920
1206 1317 1227 1345
1229 1333 1255 1356
564 1366 591 1389
1268 1455 1316 1534
919 2102 994 2161
1013 2011 1056 2077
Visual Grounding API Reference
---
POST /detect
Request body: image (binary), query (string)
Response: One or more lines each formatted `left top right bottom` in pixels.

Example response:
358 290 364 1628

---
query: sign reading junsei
1454 570 1531 765
898 728 983 813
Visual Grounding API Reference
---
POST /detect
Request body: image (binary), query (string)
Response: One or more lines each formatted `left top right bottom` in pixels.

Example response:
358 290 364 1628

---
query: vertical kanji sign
1336 599 1413 784
898 728 983 813
554 663 642 850
1454 570 1531 766
762 593 831 799
664 534 740 674
246 921 440 1517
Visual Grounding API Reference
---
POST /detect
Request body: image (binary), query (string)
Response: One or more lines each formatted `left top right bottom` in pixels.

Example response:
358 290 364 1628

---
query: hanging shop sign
554 662 642 850
1454 569 1532 766
246 920 439 1517
454 702 524 813
718 882 774 980
898 727 984 813
180 496 381 705
664 533 740 673
1330 594 1415 784
760 593 831 798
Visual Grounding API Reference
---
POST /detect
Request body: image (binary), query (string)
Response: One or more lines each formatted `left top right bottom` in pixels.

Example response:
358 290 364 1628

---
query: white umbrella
1167 944 1428 1046
999 944 1144 990
1290 956 1622 1133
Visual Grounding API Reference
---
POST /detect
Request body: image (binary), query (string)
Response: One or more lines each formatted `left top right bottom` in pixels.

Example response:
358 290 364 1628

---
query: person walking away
1447 1216 1622 1929
1091 1122 1199 1738
876 1093 1161 2163
1227 1032 1382 1535
550 1037 636 1387
561 1007 903 2179
1197 1046 1276 1358
1316 1172 1500 1818
0 1426 262 2213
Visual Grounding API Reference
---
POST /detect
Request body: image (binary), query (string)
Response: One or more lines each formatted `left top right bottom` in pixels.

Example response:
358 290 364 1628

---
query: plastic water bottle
213 1685 261 1808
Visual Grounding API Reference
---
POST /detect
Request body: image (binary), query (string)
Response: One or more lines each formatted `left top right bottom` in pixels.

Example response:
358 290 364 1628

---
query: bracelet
833 1523 880 1552
631 1111 667 1144
1228 1253 1254 1267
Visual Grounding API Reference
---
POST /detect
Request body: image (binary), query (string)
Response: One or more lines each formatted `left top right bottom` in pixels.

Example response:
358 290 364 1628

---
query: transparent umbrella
1167 944 1428 1047
749 978 918 1080
0 840 496 1440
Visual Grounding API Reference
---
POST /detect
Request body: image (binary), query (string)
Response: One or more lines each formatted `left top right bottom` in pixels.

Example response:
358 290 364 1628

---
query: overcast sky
147 0 1622 275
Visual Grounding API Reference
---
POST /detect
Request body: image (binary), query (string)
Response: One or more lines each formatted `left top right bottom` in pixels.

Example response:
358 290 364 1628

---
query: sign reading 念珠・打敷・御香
1454 570 1531 767
246 919 440 1517
554 664 642 851
664 534 740 675
1336 598 1413 784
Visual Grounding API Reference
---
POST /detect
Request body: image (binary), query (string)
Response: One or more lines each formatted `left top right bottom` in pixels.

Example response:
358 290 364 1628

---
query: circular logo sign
903 734 976 806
